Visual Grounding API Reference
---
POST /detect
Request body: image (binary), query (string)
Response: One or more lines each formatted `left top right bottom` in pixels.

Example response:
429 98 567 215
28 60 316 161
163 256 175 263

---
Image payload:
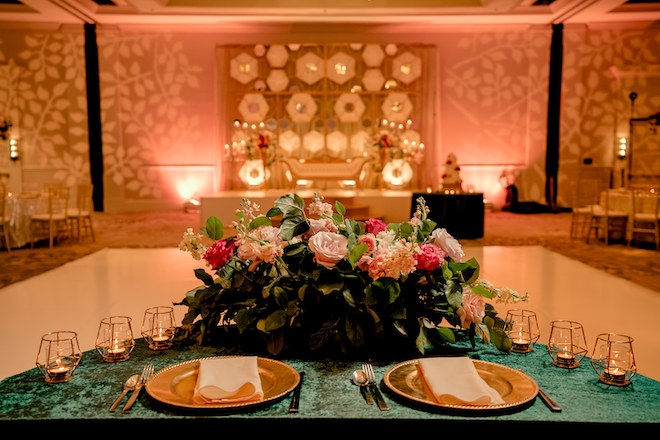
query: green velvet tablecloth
1 338 659 432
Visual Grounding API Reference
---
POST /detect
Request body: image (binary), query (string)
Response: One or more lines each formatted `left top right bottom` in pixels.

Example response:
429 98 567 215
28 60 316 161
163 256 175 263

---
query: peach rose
308 231 348 268
457 292 485 329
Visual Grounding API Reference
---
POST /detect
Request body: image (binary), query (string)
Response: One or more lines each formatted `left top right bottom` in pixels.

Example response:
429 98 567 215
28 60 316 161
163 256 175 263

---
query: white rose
430 228 464 262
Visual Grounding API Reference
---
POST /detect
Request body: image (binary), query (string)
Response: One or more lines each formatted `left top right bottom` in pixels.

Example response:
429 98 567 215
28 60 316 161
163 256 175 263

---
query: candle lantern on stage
504 309 540 353
36 331 82 383
548 320 588 369
141 306 176 350
590 333 637 386
95 316 135 362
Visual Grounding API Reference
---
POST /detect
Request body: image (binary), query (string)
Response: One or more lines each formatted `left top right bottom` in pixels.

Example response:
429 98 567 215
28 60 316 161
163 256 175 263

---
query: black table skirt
412 192 484 239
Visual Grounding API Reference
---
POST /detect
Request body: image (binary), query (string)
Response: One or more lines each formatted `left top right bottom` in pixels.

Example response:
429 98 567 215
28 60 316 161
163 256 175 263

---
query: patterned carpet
1 209 659 294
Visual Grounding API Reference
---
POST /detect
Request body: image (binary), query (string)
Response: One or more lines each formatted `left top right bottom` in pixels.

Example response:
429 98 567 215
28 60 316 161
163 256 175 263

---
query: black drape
545 23 563 209
84 23 104 212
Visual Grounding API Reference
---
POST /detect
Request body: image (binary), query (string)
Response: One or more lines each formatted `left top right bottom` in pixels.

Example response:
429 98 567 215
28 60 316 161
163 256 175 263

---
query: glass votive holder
95 316 135 362
590 333 637 386
505 309 540 353
36 331 82 383
141 306 176 350
548 320 588 369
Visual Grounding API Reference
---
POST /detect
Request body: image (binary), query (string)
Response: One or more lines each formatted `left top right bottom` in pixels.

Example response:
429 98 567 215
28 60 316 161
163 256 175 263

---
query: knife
537 386 562 412
288 371 304 413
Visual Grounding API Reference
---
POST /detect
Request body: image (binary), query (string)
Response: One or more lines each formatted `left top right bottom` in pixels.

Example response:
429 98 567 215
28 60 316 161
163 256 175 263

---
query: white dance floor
1 246 658 382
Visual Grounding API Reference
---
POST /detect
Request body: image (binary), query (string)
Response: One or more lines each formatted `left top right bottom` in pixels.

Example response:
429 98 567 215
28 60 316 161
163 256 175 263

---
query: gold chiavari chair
586 189 629 245
630 186 660 251
68 183 95 242
570 178 600 240
30 185 71 248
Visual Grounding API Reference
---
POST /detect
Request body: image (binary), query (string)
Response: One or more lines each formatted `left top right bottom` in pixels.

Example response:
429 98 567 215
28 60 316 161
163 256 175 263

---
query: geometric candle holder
141 306 176 350
590 333 637 386
36 331 82 383
548 320 588 369
95 316 135 362
505 309 540 353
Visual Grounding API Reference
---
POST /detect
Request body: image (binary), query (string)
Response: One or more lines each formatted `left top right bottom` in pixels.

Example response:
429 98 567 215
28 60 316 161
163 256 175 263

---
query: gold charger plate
383 359 538 412
145 356 300 410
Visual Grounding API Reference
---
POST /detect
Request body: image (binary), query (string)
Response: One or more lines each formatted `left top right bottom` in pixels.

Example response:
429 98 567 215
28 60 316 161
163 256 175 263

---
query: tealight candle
47 365 71 381
142 306 176 350
590 333 636 387
36 331 82 383
556 352 576 366
603 367 627 383
95 316 134 362
512 338 531 352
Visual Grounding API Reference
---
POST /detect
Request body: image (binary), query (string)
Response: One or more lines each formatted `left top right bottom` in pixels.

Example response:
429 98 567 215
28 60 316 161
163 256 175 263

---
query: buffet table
2 337 658 432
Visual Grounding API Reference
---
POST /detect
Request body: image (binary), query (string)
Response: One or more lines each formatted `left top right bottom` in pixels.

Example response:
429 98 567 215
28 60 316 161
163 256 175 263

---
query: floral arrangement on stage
177 193 526 356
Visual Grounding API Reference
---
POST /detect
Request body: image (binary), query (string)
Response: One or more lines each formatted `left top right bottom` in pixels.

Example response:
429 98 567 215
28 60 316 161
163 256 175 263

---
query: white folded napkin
417 357 505 406
193 356 264 404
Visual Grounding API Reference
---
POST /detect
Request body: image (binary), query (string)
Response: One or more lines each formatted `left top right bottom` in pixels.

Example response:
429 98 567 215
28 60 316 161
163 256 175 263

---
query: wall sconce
9 138 19 161
616 137 627 159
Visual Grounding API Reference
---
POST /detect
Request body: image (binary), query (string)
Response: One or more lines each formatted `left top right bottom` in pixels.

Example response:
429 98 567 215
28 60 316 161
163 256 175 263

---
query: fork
362 363 389 411
121 365 154 413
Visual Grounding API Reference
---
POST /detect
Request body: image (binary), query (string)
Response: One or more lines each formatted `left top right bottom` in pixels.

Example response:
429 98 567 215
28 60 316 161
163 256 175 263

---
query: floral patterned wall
558 25 660 205
1 23 658 212
437 29 552 206
0 28 89 195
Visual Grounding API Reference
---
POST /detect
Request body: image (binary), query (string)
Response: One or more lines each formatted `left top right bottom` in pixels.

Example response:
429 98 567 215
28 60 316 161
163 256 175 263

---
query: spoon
352 369 373 405
109 374 140 412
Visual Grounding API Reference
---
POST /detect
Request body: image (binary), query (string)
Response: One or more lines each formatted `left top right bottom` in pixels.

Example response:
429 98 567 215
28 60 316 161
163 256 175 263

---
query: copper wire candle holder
505 309 540 353
548 320 588 369
590 333 637 386
95 316 135 362
36 331 82 383
141 306 176 350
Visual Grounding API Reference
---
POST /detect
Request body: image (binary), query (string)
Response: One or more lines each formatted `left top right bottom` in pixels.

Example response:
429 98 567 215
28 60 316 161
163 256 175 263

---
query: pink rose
457 292 485 329
365 218 387 235
203 239 234 269
307 218 338 236
357 233 377 254
308 231 348 268
415 243 447 271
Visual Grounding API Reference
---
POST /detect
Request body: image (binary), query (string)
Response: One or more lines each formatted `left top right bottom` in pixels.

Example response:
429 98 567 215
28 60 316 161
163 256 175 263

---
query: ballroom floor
1 209 659 382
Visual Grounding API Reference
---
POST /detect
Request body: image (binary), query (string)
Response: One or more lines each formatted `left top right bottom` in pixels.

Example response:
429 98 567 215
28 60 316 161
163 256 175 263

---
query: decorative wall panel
219 43 430 190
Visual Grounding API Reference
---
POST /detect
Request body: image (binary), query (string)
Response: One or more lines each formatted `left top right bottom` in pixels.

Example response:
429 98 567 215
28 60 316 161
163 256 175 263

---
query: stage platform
199 189 416 227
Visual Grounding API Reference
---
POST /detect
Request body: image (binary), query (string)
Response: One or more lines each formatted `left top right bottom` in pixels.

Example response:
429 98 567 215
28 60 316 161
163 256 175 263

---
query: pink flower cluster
184 197 465 284
235 225 285 271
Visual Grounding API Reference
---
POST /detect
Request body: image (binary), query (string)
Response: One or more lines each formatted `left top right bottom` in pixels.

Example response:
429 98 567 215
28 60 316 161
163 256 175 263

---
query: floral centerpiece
178 193 526 356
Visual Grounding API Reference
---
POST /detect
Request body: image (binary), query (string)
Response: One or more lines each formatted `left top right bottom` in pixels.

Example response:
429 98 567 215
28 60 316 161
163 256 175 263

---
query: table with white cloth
3 192 48 248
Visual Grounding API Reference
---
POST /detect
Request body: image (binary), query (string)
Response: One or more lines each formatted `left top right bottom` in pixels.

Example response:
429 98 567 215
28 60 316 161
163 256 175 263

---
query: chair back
47 185 69 217
75 183 94 215
632 186 660 219
572 178 600 209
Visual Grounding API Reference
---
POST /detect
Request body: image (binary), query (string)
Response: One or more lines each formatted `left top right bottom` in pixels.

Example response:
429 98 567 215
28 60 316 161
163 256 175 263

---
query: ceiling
1 0 660 28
